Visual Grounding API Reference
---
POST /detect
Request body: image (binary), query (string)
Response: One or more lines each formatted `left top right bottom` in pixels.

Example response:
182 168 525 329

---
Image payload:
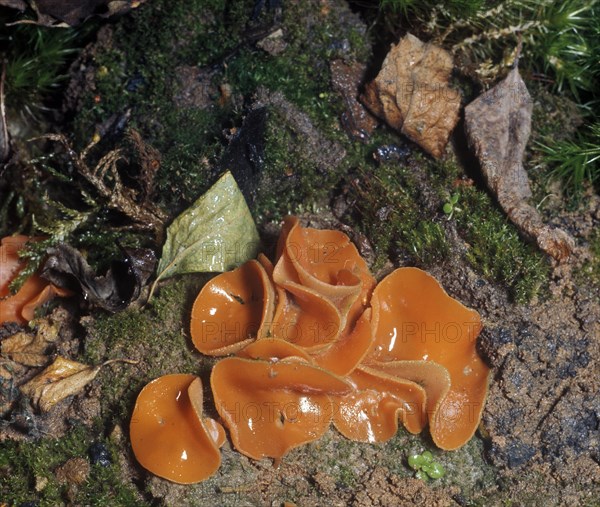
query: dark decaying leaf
330 59 378 142
361 33 461 158
464 65 574 261
1 0 146 27
40 242 156 312
218 108 267 206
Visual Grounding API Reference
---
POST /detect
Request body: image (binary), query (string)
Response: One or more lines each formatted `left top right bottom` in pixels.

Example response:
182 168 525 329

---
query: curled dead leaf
464 65 574 261
41 242 157 312
20 356 137 412
0 320 58 367
361 33 461 158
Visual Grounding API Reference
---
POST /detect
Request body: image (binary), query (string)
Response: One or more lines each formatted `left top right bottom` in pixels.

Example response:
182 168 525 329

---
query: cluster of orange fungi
0 236 69 325
130 216 490 484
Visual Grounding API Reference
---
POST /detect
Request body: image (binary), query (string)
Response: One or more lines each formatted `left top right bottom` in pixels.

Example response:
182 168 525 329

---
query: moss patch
0 426 143 506
71 0 370 217
82 275 211 423
456 187 550 303
348 157 450 271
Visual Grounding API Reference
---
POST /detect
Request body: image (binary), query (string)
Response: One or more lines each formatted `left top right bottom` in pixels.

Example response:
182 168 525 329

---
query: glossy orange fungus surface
0 236 70 324
130 374 223 484
131 216 490 483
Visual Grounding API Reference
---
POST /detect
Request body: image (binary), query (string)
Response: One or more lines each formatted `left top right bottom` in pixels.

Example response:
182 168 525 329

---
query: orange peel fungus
131 216 490 483
130 374 223 484
0 235 70 325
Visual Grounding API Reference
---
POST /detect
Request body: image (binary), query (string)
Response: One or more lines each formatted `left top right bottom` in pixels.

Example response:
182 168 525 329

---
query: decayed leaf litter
0 0 146 27
362 33 573 261
20 355 137 413
464 62 574 261
0 310 137 430
361 33 461 158
40 242 157 312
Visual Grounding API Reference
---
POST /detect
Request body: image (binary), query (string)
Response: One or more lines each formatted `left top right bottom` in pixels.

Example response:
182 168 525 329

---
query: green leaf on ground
151 171 259 297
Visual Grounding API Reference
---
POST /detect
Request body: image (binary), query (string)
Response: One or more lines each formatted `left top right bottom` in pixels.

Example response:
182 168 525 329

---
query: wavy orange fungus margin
131 216 491 483
0 236 71 325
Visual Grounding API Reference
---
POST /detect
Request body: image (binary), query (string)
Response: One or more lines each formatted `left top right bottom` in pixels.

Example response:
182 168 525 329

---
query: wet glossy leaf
152 171 259 296
464 65 574 261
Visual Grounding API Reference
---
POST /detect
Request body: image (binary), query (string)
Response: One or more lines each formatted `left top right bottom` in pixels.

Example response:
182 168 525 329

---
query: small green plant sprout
442 192 461 219
407 450 446 480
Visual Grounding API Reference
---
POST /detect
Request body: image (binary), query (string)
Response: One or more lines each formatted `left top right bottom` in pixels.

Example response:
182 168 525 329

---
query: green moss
457 187 550 303
71 0 371 217
252 109 333 220
335 464 357 488
82 276 210 422
0 426 143 506
349 159 450 270
437 437 498 502
71 0 254 211
420 155 550 304
1 21 82 115
226 0 369 132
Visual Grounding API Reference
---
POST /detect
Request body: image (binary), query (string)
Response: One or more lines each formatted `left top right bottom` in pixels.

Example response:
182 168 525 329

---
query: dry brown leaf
1 321 59 367
20 356 137 412
464 65 574 261
361 33 461 158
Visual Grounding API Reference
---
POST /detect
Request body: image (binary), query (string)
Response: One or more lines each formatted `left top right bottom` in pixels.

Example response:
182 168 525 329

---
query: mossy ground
0 425 144 506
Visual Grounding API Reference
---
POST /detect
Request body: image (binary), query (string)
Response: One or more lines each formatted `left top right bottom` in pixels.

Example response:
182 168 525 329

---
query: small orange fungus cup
130 374 223 484
0 236 70 325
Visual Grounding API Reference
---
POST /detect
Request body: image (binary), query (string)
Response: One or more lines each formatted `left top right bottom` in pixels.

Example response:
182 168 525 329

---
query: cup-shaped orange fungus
190 259 275 355
367 267 490 450
311 307 374 376
271 279 342 351
273 216 376 332
331 365 428 442
130 374 222 484
0 236 70 325
236 337 313 363
211 356 352 460
133 216 491 484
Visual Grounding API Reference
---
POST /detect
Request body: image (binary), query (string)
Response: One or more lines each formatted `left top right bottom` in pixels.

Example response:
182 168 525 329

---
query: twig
38 134 167 236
